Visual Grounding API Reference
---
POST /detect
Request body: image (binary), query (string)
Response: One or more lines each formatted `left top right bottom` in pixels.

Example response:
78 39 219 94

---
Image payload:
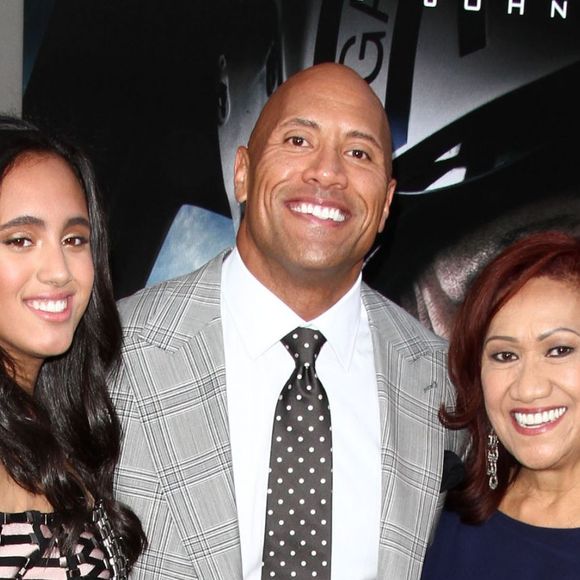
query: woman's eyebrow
0 215 44 231
0 215 90 231
538 327 580 341
484 335 517 346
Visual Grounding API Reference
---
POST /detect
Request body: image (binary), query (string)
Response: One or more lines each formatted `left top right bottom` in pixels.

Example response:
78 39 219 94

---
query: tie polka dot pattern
262 327 332 580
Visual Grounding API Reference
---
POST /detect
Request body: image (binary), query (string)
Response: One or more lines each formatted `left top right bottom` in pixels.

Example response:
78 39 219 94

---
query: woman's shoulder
422 509 580 580
492 509 580 547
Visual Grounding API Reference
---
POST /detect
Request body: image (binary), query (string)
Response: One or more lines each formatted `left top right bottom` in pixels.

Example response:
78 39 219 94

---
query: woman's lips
24 295 73 321
510 406 567 435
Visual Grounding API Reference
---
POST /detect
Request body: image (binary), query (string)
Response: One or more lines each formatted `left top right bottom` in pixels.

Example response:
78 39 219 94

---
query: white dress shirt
221 248 381 580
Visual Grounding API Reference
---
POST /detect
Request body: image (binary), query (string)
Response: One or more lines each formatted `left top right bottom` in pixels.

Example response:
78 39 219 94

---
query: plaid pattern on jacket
111 251 464 579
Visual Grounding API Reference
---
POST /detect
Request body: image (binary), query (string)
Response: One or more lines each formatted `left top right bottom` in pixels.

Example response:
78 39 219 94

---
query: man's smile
287 201 347 223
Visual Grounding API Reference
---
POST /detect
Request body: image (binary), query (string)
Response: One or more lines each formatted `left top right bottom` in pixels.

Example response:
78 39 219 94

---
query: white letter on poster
507 0 525 15
464 0 482 11
551 0 568 18
424 0 438 7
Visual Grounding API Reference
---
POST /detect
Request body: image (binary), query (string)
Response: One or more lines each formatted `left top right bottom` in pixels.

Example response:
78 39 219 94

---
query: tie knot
281 327 326 367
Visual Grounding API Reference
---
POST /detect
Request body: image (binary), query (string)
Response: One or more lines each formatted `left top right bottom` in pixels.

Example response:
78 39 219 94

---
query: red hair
442 231 580 522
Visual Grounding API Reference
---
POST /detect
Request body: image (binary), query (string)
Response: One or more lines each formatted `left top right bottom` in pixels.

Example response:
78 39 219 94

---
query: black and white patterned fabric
262 327 332 579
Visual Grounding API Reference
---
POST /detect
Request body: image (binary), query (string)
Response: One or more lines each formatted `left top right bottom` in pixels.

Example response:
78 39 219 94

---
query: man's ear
234 146 250 203
378 177 396 233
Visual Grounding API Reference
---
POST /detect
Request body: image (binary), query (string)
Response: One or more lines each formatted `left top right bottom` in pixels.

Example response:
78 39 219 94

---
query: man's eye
287 136 307 147
348 149 370 160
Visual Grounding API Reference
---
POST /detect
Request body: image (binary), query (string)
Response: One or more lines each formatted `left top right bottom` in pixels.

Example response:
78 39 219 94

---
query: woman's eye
3 237 32 248
63 235 89 247
491 351 517 362
547 345 573 357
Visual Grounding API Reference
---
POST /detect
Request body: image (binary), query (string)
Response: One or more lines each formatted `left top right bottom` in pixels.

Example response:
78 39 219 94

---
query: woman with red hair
422 231 580 579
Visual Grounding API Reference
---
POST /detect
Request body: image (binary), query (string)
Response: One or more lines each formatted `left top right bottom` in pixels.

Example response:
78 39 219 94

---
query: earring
486 430 499 490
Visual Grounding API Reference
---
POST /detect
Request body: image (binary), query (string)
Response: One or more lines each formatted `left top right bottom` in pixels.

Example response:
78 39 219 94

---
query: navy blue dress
422 509 580 580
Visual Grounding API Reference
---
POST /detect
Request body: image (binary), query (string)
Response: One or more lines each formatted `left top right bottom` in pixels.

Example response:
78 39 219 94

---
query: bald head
248 63 393 174
233 62 397 319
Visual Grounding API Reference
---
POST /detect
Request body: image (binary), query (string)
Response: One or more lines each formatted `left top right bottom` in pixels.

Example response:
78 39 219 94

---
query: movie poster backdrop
23 0 580 336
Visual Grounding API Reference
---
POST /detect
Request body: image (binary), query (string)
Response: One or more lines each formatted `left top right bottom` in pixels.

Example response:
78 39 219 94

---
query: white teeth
292 202 346 222
514 407 566 428
29 299 68 313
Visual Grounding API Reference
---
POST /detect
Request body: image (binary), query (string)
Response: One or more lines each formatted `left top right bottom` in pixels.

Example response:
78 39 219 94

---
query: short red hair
442 230 580 522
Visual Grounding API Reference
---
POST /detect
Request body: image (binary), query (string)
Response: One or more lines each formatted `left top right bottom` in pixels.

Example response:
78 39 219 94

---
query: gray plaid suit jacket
111 252 464 579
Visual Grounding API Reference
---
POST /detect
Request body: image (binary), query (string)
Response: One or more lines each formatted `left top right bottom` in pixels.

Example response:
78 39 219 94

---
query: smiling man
234 64 394 321
112 63 463 580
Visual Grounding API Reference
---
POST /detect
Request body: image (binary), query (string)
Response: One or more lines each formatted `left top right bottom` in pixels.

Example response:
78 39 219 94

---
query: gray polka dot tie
261 327 332 579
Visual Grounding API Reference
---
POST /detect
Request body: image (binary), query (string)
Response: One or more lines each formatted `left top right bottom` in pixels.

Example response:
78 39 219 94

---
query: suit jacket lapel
125 265 449 578
127 254 243 578
362 286 447 579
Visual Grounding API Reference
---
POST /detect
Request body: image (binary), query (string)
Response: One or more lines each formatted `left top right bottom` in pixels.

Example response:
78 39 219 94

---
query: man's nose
37 243 73 287
302 145 348 189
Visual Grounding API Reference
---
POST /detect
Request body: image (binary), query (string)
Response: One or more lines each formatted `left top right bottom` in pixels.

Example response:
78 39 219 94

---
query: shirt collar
222 248 362 369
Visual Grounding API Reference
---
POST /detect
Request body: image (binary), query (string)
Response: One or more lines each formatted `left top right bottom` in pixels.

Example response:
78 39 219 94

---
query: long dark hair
0 115 145 564
441 230 580 523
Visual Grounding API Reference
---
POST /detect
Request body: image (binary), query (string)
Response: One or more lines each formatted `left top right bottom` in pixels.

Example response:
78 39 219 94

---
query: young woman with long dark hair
0 116 145 578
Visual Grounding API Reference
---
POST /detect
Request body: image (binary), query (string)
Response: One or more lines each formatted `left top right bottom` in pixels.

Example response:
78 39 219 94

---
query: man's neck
236 247 361 321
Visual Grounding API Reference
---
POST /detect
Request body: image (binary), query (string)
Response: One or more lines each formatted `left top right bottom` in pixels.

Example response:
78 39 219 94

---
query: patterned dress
0 503 127 579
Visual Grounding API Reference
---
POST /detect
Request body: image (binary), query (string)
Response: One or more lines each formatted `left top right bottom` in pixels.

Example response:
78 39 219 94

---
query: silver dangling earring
487 430 499 490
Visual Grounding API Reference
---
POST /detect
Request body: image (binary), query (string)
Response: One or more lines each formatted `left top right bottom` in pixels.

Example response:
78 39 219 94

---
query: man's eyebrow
280 117 319 130
346 130 382 150
279 119 383 149
0 215 44 231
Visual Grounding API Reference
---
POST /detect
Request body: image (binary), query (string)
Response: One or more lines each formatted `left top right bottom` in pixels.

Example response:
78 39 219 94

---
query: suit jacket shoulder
361 283 448 357
112 252 242 580
361 283 455 409
117 252 225 352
